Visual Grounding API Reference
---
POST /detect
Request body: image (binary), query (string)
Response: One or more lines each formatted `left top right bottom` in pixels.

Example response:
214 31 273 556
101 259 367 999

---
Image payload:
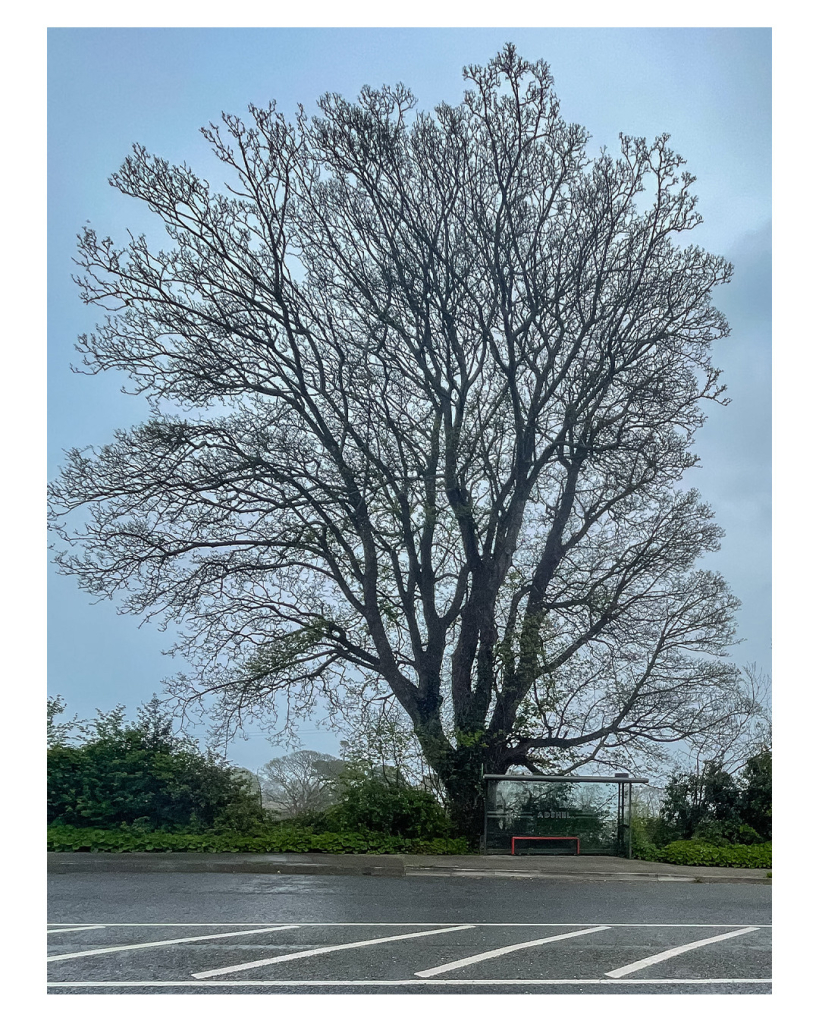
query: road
48 871 772 994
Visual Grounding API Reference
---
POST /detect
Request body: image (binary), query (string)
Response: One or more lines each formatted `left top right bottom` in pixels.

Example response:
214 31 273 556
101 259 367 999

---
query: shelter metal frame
481 773 649 857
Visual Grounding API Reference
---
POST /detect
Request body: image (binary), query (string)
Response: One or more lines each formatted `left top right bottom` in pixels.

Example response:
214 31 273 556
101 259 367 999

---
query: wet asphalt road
48 872 771 994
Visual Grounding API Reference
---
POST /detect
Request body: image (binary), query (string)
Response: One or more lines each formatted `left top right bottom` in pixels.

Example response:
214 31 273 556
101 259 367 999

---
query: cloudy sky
47 27 771 771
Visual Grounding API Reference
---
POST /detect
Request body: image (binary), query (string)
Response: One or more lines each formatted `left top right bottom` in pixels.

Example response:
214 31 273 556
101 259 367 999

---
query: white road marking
46 978 772 987
191 924 474 979
45 921 773 929
415 925 610 977
47 925 106 934
47 925 298 962
605 926 760 978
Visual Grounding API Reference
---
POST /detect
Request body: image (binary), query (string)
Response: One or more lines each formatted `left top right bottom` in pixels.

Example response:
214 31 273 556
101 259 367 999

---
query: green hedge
658 840 771 869
47 824 470 856
48 698 268 832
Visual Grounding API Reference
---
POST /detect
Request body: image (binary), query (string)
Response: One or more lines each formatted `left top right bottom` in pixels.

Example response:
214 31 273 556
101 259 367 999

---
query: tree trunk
444 775 485 845
413 724 490 845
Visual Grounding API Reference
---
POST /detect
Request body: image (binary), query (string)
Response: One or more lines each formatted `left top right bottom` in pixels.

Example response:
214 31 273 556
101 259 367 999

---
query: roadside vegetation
630 755 772 869
47 698 469 854
46 826 468 856
47 697 769 867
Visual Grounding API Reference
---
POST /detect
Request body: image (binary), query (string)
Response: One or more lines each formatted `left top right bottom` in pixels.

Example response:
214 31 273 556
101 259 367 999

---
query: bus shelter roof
482 774 649 784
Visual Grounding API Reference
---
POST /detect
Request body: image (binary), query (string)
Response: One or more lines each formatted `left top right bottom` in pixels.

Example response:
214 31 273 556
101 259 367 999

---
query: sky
47 27 771 773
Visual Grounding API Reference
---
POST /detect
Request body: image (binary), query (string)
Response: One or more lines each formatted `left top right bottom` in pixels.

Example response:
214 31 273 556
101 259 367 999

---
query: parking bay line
45 921 773 929
191 924 474 979
47 925 106 935
47 925 299 962
47 978 772 988
415 925 611 977
605 926 760 978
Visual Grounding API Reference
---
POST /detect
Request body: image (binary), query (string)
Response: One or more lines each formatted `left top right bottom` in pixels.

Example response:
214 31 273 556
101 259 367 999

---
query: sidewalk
47 851 771 884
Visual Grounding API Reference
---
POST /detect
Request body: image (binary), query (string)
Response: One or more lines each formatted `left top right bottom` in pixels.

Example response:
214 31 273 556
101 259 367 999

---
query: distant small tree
257 749 344 818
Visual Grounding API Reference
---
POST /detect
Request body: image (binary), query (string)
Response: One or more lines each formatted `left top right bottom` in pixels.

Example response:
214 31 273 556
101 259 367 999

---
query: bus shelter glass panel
484 778 633 856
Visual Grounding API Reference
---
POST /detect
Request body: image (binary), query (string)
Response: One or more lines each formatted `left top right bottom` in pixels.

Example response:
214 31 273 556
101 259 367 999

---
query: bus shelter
482 773 648 857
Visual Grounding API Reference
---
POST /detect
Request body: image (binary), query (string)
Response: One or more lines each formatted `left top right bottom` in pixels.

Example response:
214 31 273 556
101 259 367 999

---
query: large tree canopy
50 46 751 833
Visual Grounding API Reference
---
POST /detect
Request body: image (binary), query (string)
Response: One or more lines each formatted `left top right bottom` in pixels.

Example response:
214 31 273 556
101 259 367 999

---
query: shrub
48 697 268 831
657 839 771 869
46 824 470 856
629 816 662 862
323 769 454 839
275 809 335 831
630 813 680 858
692 820 762 847
660 761 742 840
658 753 772 844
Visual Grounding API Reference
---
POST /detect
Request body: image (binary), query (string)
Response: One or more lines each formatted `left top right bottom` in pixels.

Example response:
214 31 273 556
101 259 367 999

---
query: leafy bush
629 816 662 862
48 697 268 831
630 812 683 860
277 809 337 831
692 820 762 847
46 824 470 856
633 750 773 858
657 840 771 869
323 769 454 839
660 761 743 840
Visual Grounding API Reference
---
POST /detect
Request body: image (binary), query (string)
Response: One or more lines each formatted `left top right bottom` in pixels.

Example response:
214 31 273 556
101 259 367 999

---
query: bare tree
50 46 746 836
257 750 344 817
678 663 771 776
